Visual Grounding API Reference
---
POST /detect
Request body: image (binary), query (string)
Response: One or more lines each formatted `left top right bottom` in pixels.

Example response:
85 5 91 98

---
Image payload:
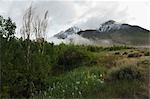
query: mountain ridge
52 20 150 45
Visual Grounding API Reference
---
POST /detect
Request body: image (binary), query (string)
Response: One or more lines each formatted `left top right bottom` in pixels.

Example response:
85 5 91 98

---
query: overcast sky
0 0 149 38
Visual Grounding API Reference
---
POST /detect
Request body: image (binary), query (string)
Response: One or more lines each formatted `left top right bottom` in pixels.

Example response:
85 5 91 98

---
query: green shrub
86 45 103 52
52 46 90 73
1 37 52 98
139 60 150 65
103 45 131 51
122 51 128 55
144 51 150 56
114 51 120 55
109 66 142 81
127 53 140 58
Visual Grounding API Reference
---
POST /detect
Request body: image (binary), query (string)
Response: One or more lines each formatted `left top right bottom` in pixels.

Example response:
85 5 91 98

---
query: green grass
38 46 149 98
33 64 147 98
33 65 107 98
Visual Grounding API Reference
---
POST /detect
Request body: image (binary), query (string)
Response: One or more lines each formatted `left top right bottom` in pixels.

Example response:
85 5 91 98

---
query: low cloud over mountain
50 20 150 46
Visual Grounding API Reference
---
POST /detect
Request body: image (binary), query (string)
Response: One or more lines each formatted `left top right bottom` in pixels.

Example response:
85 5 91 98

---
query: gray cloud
74 2 128 30
0 1 133 38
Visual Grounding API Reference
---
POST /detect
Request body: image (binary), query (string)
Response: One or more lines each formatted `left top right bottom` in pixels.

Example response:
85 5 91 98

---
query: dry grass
116 56 150 67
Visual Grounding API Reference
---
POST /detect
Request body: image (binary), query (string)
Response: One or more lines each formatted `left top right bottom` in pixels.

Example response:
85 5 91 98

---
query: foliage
53 46 90 72
144 51 150 56
0 15 16 39
33 66 106 98
103 45 132 51
108 65 142 81
33 65 144 99
0 16 51 98
1 38 52 98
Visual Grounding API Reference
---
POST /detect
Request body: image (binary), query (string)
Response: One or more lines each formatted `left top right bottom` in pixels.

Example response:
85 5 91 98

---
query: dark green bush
103 45 131 51
53 46 90 72
87 45 103 52
109 66 142 81
122 51 128 55
114 51 120 55
137 60 150 65
144 51 150 56
127 53 140 58
1 37 51 98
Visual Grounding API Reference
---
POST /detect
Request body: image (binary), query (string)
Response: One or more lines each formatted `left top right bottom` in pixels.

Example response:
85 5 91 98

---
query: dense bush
86 45 103 52
0 16 54 98
103 45 131 51
34 66 106 98
1 38 52 98
109 66 142 81
122 51 128 55
144 51 150 56
114 51 120 55
52 46 90 73
127 53 140 58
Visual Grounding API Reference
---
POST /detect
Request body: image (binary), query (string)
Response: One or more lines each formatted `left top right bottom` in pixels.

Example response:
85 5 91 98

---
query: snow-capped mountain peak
65 26 81 33
54 26 81 39
99 20 122 32
51 20 149 46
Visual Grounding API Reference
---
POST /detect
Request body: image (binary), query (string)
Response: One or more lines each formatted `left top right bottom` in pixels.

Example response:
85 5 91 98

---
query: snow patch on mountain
54 26 82 39
98 20 125 32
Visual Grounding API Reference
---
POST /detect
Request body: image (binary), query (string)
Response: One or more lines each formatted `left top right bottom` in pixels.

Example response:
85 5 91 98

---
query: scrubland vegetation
1 36 150 98
0 15 150 98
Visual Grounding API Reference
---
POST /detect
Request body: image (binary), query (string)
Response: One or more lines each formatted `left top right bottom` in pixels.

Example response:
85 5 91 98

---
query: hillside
54 20 150 46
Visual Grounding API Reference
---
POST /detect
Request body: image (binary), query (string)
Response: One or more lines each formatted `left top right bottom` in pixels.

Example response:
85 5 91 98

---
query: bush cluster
109 66 142 81
1 37 94 98
56 47 89 70
1 37 52 98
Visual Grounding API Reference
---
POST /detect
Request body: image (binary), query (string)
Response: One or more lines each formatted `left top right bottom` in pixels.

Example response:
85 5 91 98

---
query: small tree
0 15 16 40
20 5 34 40
20 5 49 54
33 10 48 41
18 5 50 96
32 10 49 54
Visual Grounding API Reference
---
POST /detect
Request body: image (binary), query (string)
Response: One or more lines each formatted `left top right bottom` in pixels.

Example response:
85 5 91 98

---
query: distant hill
53 20 150 46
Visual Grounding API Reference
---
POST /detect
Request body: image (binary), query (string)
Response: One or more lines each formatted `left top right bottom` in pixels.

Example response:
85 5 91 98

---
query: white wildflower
85 81 88 85
97 79 101 82
75 86 78 90
100 74 103 77
44 91 47 96
100 80 104 83
72 92 74 96
76 81 80 84
65 84 68 88
79 91 82 95
49 96 51 98
93 75 96 78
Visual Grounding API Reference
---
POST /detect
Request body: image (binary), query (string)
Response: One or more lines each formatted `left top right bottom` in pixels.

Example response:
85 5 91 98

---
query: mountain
98 20 123 32
78 20 150 45
54 26 82 39
97 20 148 33
53 20 150 46
50 26 92 45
